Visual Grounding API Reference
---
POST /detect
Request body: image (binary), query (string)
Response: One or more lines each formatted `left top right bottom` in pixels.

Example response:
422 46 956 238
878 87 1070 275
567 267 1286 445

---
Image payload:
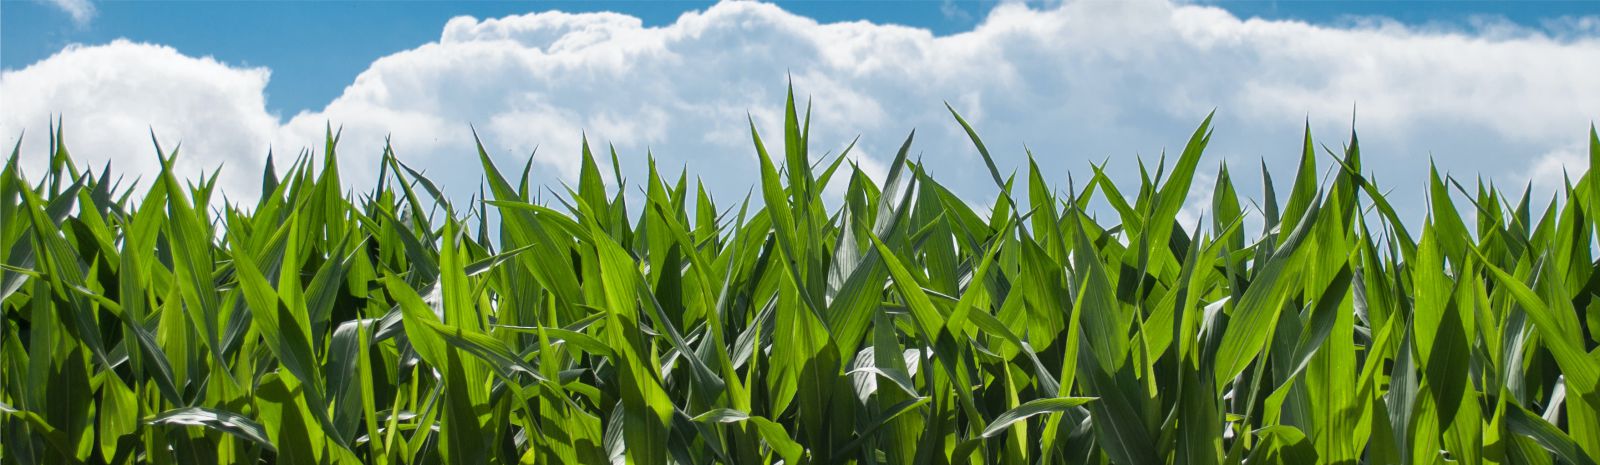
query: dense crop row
2 89 1599 464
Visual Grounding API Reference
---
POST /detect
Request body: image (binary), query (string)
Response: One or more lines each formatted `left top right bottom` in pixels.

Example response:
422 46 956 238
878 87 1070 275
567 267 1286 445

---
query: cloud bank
3 0 1598 218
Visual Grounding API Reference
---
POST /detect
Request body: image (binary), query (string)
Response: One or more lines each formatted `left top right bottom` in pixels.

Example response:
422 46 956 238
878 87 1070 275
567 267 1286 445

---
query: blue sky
6 0 1596 117
2 0 1598 224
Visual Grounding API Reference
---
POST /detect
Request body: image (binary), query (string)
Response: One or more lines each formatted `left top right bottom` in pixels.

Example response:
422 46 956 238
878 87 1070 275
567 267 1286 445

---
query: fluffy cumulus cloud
4 0 1598 218
1 40 277 198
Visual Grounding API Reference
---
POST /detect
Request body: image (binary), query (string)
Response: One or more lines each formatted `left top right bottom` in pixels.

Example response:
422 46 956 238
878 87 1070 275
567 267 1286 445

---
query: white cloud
1543 15 1600 39
43 0 96 25
1522 144 1589 197
941 0 974 22
3 0 1598 223
1 40 277 201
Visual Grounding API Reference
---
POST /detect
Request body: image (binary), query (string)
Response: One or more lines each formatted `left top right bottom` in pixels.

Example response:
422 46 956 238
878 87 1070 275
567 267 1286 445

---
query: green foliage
2 94 1599 465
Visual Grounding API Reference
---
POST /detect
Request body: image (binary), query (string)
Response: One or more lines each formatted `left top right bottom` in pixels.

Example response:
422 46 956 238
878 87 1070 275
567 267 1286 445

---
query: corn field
2 89 1599 465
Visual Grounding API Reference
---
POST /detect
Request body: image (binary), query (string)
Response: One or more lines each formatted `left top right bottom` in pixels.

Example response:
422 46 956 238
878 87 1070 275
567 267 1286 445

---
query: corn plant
2 87 1598 464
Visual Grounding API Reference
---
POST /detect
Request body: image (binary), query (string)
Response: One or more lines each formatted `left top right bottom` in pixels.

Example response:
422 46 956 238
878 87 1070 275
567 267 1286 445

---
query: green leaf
980 397 1097 438
148 407 277 454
